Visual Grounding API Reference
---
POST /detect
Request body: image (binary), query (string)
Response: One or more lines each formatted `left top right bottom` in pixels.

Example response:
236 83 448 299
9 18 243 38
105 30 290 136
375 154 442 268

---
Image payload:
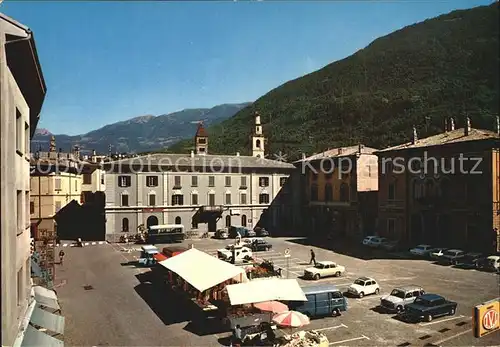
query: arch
226 215 231 227
241 214 247 227
122 218 129 232
175 216 181 225
146 215 158 228
256 139 261 149
340 183 349 202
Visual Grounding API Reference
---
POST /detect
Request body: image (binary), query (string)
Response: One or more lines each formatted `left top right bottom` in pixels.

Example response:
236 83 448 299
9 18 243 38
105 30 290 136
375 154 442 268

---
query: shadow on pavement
183 316 228 336
285 237 416 261
134 273 201 326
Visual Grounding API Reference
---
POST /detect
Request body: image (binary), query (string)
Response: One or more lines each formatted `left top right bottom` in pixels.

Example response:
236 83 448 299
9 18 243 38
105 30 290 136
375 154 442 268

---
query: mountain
168 3 499 160
31 103 251 154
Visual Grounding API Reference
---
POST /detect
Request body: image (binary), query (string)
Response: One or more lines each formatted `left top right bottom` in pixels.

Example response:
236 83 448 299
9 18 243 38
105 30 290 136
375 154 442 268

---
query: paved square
55 237 499 346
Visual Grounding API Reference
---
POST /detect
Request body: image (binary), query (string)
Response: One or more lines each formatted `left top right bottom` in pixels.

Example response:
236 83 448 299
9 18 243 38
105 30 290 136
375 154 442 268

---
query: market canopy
157 248 247 292
21 325 63 347
226 278 307 306
33 286 60 311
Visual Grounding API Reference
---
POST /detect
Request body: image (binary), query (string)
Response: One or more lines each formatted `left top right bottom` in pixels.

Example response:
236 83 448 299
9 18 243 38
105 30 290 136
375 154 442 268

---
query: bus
146 224 185 243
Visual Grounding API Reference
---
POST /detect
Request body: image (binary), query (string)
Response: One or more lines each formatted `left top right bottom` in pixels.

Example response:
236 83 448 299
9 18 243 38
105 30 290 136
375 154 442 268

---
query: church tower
251 112 265 158
194 122 208 155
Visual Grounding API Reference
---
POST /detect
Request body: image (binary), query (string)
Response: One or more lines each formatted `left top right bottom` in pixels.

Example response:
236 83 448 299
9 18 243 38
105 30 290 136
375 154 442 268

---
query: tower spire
251 111 265 158
194 121 208 155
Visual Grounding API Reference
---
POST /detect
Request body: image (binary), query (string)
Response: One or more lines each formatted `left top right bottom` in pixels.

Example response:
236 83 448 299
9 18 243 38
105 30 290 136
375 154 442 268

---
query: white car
362 236 378 246
410 244 433 257
217 245 253 263
347 277 380 298
303 261 346 280
369 237 388 248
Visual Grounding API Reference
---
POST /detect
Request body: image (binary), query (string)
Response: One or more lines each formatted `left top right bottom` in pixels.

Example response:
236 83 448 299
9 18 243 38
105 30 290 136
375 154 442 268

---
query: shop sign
473 298 500 337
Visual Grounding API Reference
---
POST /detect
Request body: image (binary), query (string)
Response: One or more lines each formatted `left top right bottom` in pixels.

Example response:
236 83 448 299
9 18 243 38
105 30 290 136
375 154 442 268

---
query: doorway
147 215 159 228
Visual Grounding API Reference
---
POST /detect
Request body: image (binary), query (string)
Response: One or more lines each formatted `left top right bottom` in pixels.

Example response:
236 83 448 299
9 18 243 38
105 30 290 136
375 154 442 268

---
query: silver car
380 285 425 313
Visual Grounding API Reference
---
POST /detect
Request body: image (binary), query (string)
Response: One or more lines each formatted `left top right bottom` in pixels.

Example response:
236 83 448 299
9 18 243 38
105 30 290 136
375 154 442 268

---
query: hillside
32 103 251 154
169 3 499 160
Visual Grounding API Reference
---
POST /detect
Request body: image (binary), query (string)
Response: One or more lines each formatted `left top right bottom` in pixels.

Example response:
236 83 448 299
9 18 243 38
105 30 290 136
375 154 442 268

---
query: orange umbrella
272 310 310 328
254 301 288 314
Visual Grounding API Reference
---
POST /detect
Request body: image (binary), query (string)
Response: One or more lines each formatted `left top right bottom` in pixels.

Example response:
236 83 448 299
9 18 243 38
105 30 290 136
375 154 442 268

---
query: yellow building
30 152 94 238
297 145 379 239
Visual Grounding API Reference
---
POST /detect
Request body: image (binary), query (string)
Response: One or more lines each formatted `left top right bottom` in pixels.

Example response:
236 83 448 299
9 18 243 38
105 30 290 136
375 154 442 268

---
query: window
388 181 396 200
191 176 198 187
16 109 22 154
30 201 35 215
25 122 29 156
25 192 29 226
55 201 62 212
259 193 270 204
226 215 231 227
240 193 247 205
225 176 231 187
75 180 78 191
174 176 181 188
198 138 206 144
17 190 22 234
340 183 349 202
83 174 92 185
175 216 181 224
101 174 105 185
240 176 247 188
55 178 62 191
324 184 333 202
191 219 198 229
225 193 232 205
121 194 129 207
149 194 156 206
208 176 215 187
405 292 413 299
259 177 269 187
209 193 216 206
192 193 198 205
412 291 421 297
146 176 158 187
280 177 287 186
310 184 318 201
122 218 129 232
17 268 22 305
387 219 395 237
241 215 247 227
118 175 131 187
172 194 184 206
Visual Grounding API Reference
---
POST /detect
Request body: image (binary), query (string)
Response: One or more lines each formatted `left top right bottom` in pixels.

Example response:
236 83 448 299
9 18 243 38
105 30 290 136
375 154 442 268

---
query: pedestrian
59 250 65 265
231 324 242 347
309 249 316 265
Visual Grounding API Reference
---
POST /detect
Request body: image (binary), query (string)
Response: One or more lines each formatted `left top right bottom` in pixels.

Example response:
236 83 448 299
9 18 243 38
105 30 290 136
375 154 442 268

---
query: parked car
229 226 256 238
369 237 388 248
454 252 483 269
250 238 272 252
428 247 449 259
399 294 457 322
379 286 425 313
484 255 500 272
303 261 346 280
347 277 380 298
254 227 270 237
217 244 253 263
215 228 229 239
290 284 348 317
437 249 466 265
409 244 433 257
362 236 379 246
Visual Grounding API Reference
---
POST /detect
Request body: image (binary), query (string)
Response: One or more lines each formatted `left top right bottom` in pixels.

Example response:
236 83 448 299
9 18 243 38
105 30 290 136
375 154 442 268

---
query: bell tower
252 112 265 158
194 122 208 155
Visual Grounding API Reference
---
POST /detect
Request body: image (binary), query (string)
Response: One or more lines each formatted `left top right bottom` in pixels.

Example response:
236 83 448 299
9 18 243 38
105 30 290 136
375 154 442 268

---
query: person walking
230 324 242 347
59 250 65 265
309 249 316 265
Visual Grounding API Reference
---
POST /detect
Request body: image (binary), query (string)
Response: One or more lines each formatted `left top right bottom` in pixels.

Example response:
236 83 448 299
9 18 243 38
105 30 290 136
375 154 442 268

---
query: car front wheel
335 272 341 277
332 308 341 317
396 306 403 313
314 274 320 280
450 308 455 315
375 288 380 295
359 292 364 298
426 315 433 322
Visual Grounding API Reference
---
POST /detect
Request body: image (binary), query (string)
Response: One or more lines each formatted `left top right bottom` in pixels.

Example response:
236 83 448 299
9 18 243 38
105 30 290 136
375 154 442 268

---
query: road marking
108 243 134 263
357 295 382 302
419 315 466 326
378 277 416 281
313 324 348 331
62 244 68 247
91 242 96 245
84 242 89 246
98 241 105 245
431 329 470 345
329 335 369 345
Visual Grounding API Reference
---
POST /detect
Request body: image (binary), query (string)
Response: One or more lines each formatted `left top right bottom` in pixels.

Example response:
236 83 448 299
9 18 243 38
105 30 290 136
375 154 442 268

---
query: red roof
195 123 208 137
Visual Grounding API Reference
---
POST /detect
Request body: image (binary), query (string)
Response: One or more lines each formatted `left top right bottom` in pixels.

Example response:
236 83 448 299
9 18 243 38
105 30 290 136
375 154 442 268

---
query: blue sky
1 0 493 135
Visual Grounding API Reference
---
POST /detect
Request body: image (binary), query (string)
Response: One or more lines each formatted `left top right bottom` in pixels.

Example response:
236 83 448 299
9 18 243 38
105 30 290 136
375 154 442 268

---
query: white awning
33 286 60 311
21 325 63 347
226 278 307 306
30 306 65 334
158 248 247 292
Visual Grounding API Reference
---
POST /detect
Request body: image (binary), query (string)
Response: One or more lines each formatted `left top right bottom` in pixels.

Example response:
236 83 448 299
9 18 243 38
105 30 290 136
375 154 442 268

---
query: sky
1 0 494 135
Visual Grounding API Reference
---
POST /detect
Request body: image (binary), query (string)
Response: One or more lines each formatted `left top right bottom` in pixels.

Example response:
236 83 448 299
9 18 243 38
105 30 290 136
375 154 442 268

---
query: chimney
412 126 418 144
450 118 455 131
358 144 363 153
464 117 471 136
496 116 500 135
444 118 448 132
338 148 343 155
73 145 81 160
190 150 194 158
92 149 96 156
236 152 240 156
